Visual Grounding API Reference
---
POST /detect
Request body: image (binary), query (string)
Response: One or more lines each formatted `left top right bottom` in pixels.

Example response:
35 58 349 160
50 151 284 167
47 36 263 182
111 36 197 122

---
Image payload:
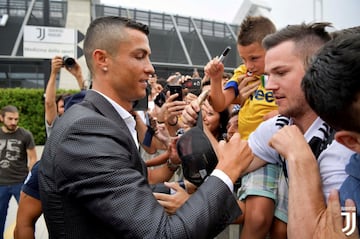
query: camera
182 77 202 96
62 55 76 68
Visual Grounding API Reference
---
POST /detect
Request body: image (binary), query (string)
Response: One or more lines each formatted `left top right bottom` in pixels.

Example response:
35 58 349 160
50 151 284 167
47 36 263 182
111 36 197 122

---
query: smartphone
154 91 166 107
218 46 231 62
182 77 202 96
169 85 183 101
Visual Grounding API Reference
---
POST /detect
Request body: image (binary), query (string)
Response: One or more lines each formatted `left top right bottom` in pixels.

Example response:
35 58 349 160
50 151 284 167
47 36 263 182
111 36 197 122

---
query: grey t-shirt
0 127 35 185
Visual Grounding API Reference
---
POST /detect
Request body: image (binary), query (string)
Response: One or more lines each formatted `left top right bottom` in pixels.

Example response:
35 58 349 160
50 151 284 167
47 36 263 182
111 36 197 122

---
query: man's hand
181 89 210 127
154 182 191 215
156 93 186 125
182 99 200 127
268 125 315 162
51 56 63 75
215 133 253 183
65 59 85 89
184 93 198 105
314 189 359 239
153 122 170 146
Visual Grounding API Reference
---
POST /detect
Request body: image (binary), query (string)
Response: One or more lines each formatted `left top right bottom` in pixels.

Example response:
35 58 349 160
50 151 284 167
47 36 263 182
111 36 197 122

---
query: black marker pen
218 46 231 62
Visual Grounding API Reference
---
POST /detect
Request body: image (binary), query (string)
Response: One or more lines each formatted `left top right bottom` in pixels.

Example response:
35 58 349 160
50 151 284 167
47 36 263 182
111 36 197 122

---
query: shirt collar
91 90 138 148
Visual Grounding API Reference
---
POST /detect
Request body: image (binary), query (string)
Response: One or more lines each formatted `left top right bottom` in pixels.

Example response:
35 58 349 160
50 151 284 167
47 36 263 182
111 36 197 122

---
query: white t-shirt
248 115 353 200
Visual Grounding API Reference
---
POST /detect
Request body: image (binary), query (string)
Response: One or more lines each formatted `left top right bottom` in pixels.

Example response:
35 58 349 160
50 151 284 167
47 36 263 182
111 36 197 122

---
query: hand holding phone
169 85 183 101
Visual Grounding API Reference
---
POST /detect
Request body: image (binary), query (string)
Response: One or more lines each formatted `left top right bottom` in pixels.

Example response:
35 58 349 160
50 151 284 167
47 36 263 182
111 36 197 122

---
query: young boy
209 16 284 238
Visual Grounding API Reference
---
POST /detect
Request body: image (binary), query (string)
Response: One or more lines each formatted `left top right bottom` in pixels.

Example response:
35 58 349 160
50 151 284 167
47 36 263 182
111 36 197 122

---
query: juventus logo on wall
36 27 45 41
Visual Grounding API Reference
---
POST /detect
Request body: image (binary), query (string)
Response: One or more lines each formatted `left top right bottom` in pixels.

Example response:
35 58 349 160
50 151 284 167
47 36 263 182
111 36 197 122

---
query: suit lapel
81 90 147 176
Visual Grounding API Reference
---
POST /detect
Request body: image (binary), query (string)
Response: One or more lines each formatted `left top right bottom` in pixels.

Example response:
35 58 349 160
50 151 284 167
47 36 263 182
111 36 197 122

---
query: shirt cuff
210 169 234 192
224 81 239 97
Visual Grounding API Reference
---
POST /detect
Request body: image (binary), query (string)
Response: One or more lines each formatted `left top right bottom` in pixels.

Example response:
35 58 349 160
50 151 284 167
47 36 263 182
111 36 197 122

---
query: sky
99 0 360 31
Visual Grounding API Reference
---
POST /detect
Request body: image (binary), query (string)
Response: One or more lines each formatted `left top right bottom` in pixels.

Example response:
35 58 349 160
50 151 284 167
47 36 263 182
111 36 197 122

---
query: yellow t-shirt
225 64 278 139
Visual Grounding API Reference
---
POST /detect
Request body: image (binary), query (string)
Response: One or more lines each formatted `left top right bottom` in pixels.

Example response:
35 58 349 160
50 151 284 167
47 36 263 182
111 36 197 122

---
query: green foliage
0 88 77 145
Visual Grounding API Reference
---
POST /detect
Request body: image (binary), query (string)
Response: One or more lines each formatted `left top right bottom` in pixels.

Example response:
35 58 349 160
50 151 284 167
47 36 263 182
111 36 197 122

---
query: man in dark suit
38 16 253 238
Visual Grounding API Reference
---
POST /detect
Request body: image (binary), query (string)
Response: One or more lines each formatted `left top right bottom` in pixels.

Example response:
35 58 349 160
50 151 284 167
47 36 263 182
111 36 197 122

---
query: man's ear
93 49 108 68
335 131 360 153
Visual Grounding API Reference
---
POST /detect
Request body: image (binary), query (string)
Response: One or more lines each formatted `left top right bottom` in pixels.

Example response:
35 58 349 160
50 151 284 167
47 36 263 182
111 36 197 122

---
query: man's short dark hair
263 22 332 69
83 16 149 74
1 105 18 117
302 33 360 132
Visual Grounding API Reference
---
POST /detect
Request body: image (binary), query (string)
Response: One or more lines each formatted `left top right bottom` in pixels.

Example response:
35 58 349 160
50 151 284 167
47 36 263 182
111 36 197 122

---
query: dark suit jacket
39 90 241 239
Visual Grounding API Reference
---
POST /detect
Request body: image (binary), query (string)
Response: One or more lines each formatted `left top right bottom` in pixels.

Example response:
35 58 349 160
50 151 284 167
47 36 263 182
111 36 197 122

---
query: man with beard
0 105 36 239
183 22 354 238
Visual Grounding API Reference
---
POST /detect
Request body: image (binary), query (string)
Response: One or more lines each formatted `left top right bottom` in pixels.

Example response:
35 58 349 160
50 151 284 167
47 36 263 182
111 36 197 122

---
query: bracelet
167 117 178 126
167 158 180 171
